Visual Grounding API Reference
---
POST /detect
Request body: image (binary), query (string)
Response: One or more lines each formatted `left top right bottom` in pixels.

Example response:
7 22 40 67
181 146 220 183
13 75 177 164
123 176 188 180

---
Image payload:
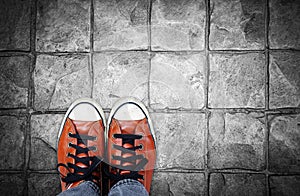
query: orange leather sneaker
105 97 156 193
57 98 106 192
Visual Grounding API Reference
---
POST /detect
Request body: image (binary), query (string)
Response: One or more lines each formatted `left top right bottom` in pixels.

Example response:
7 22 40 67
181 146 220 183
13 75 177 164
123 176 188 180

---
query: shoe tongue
71 120 96 135
116 119 142 134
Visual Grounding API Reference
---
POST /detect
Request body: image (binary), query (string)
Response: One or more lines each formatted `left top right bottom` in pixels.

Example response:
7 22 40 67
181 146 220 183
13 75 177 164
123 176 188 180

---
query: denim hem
110 179 143 191
83 181 101 195
108 179 148 196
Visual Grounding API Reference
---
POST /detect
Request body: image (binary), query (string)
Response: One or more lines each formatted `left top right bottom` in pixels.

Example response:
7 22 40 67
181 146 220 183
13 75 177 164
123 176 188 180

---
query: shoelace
105 133 148 181
57 133 101 186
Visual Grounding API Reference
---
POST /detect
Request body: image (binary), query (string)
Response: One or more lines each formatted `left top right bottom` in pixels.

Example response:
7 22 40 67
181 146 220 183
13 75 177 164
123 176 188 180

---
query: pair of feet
57 97 156 194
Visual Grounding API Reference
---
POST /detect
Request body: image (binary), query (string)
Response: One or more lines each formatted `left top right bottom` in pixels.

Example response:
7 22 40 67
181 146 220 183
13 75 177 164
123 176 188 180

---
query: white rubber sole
106 97 156 146
56 98 106 148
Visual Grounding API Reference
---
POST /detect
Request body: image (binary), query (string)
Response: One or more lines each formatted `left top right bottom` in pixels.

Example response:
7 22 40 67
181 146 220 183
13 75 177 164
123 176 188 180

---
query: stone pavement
0 0 300 195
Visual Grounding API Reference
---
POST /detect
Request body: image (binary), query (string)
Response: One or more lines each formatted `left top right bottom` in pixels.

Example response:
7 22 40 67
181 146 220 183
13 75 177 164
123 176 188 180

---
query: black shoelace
105 133 148 181
57 133 101 186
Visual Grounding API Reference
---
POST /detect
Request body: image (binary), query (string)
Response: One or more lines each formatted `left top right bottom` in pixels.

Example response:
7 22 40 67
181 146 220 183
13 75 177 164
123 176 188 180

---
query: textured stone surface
208 112 265 170
269 52 300 108
209 173 266 196
30 114 64 170
0 0 30 50
93 52 149 108
94 0 148 50
0 174 24 195
152 113 206 169
0 116 26 170
0 56 30 108
151 0 206 50
28 173 60 195
151 172 206 196
270 176 300 196
208 53 265 108
36 0 90 52
34 54 91 110
150 53 205 109
269 0 300 49
210 0 264 50
269 114 300 173
1 0 300 194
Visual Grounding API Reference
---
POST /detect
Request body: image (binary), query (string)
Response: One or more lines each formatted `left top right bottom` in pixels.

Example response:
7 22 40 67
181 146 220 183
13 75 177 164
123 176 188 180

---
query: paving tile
151 172 206 196
209 173 266 196
269 114 300 173
208 53 265 108
28 173 60 195
209 0 264 50
269 0 300 49
151 0 206 51
30 114 64 170
34 54 91 111
152 113 206 169
0 56 30 108
93 52 149 108
36 0 90 52
0 173 24 195
270 176 300 196
269 52 300 108
208 112 265 170
0 0 30 50
94 0 148 50
0 116 26 170
150 52 205 109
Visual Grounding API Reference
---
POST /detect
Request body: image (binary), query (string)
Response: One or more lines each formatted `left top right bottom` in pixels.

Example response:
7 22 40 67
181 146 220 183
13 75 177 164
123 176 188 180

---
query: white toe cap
69 102 101 121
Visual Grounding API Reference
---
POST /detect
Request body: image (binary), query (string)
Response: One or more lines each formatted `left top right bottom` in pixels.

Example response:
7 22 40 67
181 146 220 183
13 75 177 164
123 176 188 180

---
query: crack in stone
210 2 215 17
129 1 139 24
273 61 297 89
33 137 57 153
246 84 264 108
48 66 88 109
108 94 120 98
215 25 230 33
221 113 226 141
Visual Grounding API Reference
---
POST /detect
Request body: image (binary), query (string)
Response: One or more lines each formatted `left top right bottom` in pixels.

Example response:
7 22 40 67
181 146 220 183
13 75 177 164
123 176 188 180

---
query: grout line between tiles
24 0 38 195
205 0 211 194
265 0 270 195
265 0 270 112
205 0 210 111
147 0 152 108
148 0 152 52
90 0 95 98
1 48 297 55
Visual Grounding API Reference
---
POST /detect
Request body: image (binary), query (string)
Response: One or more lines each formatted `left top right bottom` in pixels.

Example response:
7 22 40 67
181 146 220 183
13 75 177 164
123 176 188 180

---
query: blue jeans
57 179 149 196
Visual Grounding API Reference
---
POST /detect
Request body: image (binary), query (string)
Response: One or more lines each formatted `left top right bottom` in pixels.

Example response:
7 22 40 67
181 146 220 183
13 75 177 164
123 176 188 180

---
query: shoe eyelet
68 132 72 137
93 146 97 152
93 136 97 141
68 142 72 147
112 134 116 139
139 144 144 150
